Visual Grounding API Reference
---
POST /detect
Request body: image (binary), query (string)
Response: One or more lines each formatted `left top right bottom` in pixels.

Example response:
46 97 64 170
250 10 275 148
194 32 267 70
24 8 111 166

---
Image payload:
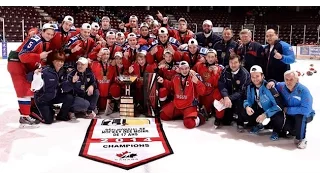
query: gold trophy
118 75 137 117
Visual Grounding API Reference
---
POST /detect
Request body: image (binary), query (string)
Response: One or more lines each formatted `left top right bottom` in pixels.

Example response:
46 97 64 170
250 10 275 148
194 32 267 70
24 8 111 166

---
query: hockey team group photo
0 5 319 173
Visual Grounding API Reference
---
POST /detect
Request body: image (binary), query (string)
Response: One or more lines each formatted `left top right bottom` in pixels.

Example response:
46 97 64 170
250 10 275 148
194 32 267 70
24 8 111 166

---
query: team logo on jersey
203 71 211 80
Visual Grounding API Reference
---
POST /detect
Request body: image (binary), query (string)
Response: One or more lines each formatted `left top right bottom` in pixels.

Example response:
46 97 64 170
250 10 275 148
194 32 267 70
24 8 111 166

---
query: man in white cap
90 22 105 44
180 38 208 68
157 61 207 129
63 57 99 118
98 16 117 39
243 65 285 141
195 19 221 49
7 23 55 127
194 49 225 122
88 30 122 60
147 27 180 64
49 15 78 51
137 22 156 47
65 23 96 64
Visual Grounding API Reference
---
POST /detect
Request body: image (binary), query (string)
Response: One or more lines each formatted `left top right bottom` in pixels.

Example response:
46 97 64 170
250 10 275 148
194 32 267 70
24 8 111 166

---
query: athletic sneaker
237 125 245 133
270 132 279 141
19 116 40 128
297 139 307 149
250 123 264 134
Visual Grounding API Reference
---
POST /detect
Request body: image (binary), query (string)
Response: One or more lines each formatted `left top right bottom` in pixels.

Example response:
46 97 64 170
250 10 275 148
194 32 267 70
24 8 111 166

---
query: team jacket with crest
63 68 97 98
158 60 178 81
263 40 295 82
236 40 264 72
65 34 95 62
18 34 50 72
213 39 238 67
49 24 79 52
146 37 181 64
163 74 206 109
180 46 208 68
218 66 251 101
193 62 224 96
90 61 115 97
137 34 156 47
26 65 69 102
88 43 122 60
130 62 157 88
195 31 222 49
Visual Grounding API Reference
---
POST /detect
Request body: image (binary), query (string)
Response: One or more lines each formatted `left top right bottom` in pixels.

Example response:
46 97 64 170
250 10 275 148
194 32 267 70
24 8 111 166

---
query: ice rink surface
0 59 319 174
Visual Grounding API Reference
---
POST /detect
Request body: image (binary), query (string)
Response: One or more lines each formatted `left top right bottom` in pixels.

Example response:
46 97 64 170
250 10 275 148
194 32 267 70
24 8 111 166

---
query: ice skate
19 116 40 128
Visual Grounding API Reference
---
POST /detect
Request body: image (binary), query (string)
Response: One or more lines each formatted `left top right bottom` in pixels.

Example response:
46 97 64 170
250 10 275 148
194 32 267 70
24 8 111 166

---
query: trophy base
120 96 135 117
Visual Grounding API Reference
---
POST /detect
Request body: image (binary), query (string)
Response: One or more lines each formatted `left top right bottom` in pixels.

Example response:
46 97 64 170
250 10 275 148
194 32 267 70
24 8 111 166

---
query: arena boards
79 117 173 170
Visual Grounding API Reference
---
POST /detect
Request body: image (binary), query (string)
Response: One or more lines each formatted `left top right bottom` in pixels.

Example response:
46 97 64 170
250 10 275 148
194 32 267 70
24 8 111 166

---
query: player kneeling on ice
217 55 251 131
27 51 75 124
242 65 285 141
193 49 225 121
158 61 207 129
267 70 315 149
64 57 99 119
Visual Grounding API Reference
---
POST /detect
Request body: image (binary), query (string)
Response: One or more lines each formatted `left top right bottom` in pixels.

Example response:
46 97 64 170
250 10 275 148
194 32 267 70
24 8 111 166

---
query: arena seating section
0 6 319 45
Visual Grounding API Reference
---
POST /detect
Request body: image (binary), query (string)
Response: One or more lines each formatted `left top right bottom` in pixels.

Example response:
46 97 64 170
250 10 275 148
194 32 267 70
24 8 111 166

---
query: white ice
0 59 319 174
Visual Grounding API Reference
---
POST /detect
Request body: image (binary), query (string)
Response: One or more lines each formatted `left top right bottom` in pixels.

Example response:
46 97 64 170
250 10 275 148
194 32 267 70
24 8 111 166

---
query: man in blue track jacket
263 29 295 82
268 70 315 149
242 65 285 141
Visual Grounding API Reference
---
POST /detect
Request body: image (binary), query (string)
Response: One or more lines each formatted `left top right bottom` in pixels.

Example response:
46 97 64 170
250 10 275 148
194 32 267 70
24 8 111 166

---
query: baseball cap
179 61 190 68
106 31 115 37
178 18 187 24
91 22 100 29
188 38 198 46
140 22 149 28
158 27 168 35
145 15 154 20
81 23 91 30
129 15 138 21
101 16 110 22
100 48 110 53
163 49 173 55
207 49 217 55
203 20 213 26
127 33 137 40
137 50 147 56
63 15 74 24
115 52 123 58
250 65 263 74
116 32 125 37
42 23 55 31
76 57 89 64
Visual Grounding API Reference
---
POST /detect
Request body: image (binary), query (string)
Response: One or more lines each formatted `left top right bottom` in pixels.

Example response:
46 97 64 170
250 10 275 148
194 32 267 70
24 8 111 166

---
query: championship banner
79 117 173 170
143 73 158 117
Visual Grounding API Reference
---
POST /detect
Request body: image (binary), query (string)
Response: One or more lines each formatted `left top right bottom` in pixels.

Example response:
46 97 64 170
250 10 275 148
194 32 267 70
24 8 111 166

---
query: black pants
241 106 285 133
35 93 75 124
221 99 244 126
283 114 310 140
